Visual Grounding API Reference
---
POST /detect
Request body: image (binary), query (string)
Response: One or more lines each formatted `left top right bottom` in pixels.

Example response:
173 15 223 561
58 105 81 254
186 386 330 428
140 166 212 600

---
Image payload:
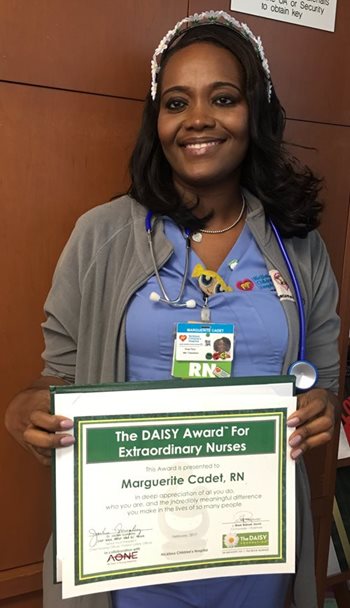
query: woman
5 10 339 608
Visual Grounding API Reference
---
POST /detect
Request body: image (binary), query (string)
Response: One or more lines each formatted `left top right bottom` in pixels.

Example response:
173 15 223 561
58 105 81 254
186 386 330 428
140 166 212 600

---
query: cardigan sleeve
41 231 81 383
305 232 340 394
40 210 99 383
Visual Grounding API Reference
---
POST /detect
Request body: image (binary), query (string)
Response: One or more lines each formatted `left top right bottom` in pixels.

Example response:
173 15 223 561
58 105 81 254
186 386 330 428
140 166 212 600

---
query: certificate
53 377 296 598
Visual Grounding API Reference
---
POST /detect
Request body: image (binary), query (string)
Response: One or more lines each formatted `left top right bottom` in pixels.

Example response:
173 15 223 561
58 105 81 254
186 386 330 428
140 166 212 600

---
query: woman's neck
174 177 244 229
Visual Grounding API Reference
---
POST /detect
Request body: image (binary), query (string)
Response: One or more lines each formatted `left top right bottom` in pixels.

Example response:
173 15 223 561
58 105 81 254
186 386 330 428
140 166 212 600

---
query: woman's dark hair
129 25 322 237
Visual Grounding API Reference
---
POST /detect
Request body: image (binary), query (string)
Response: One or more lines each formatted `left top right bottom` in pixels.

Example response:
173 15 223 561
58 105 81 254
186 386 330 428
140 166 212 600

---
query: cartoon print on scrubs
192 264 232 296
125 218 289 381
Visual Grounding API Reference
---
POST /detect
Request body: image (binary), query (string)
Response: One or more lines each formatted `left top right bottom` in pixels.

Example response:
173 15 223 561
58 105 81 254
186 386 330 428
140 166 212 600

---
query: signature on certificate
88 523 148 548
230 511 262 528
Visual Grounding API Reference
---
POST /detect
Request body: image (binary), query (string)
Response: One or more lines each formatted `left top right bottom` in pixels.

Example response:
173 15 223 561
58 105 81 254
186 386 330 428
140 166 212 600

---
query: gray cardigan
42 191 340 608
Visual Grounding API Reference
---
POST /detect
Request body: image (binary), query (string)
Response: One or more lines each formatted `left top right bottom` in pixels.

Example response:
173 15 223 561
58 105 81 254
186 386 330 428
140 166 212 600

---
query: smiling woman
5 9 340 608
157 42 249 194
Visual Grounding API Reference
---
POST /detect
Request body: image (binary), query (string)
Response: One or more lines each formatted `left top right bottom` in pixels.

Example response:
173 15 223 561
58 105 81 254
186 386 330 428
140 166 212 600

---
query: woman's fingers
23 425 75 450
24 410 74 453
23 414 75 465
5 378 75 466
288 402 334 441
25 402 74 459
287 389 336 459
29 409 73 433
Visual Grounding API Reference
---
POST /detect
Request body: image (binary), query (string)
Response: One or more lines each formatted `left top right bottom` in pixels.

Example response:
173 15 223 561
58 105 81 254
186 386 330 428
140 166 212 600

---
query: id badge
172 323 234 379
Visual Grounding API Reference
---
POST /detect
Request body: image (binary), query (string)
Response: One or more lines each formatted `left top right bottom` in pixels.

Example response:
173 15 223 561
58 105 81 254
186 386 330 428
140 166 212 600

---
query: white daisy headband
151 10 272 102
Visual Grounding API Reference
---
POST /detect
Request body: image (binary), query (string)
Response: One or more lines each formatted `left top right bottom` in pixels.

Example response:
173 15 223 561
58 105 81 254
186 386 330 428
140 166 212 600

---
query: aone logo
107 551 138 563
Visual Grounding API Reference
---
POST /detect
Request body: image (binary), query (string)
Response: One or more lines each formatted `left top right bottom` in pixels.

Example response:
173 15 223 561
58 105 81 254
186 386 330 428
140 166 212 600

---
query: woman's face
157 42 249 192
215 339 229 354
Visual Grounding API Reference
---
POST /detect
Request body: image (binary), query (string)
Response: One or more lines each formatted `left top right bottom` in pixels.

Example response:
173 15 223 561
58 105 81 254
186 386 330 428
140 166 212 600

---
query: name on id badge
172 323 234 379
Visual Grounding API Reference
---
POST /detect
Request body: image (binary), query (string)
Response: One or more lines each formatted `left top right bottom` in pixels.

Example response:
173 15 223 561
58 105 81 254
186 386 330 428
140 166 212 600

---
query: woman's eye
214 96 236 106
165 98 186 111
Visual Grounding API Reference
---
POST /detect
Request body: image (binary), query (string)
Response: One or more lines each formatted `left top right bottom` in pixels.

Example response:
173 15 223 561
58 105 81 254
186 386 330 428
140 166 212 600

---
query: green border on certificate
74 408 286 585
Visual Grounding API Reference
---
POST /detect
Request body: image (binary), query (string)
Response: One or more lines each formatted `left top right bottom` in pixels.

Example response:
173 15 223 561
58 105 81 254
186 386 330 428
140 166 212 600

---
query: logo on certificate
222 532 269 549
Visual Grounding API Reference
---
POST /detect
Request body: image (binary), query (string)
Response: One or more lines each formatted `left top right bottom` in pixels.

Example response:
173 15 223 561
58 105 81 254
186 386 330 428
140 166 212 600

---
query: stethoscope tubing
146 211 191 305
269 220 306 360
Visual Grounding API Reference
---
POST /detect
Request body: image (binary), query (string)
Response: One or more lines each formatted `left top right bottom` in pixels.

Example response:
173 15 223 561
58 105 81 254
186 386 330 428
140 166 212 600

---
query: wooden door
0 1 187 604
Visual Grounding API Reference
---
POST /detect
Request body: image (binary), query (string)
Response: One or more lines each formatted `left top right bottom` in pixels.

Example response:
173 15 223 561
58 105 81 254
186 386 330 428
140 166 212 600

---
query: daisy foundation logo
222 532 269 549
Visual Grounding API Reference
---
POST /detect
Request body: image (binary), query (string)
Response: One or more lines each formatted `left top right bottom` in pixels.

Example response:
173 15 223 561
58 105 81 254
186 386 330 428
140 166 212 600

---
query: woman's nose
182 103 216 130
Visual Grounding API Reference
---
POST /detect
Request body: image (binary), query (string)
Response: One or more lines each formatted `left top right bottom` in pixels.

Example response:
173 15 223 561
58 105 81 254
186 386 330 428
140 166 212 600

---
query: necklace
191 195 246 243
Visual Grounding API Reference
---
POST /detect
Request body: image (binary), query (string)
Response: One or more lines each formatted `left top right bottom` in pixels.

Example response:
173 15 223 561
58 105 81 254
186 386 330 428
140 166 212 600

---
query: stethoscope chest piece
288 360 318 391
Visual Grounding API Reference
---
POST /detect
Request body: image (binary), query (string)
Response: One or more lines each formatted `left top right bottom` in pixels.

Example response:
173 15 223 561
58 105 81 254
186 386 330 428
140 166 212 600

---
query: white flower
268 83 273 102
227 15 241 29
262 58 270 74
157 41 168 54
241 22 254 39
206 10 219 20
223 533 239 548
151 82 157 100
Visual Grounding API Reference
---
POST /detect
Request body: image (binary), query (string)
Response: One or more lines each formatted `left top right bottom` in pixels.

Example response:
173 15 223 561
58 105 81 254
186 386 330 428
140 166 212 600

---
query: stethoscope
146 212 196 310
145 210 318 390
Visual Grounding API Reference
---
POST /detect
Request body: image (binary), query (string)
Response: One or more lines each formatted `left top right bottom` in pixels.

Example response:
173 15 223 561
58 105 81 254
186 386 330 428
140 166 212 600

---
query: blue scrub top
126 218 288 381
115 219 291 608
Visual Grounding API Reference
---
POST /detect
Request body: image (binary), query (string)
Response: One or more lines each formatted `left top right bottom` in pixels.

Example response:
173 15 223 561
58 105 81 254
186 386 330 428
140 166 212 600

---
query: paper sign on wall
231 0 337 32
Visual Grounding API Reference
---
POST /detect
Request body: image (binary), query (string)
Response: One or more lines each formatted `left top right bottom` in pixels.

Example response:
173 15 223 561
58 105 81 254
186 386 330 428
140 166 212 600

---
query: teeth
185 141 219 149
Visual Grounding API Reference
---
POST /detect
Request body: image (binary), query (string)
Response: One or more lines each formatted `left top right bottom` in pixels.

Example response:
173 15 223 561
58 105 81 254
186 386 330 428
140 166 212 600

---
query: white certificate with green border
52 377 296 598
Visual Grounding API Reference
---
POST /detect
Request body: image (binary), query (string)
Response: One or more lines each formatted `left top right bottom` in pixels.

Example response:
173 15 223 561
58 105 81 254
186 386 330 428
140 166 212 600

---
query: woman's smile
180 138 225 156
